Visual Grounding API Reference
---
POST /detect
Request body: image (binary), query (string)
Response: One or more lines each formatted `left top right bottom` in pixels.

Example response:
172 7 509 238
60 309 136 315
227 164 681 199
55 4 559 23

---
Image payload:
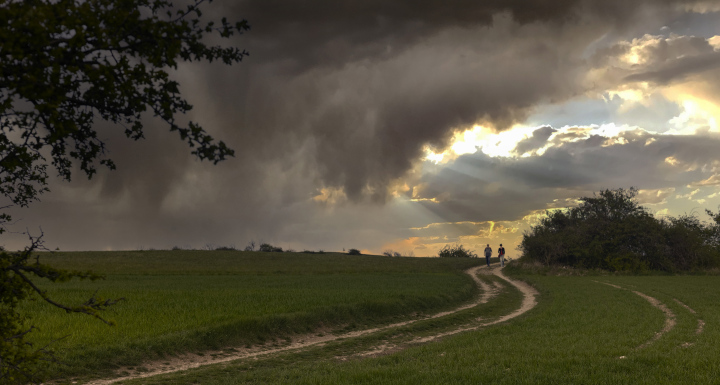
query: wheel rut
594 281 704 352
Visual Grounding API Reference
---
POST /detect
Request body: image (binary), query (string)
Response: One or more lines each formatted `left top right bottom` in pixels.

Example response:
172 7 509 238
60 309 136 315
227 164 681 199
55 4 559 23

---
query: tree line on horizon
519 188 720 272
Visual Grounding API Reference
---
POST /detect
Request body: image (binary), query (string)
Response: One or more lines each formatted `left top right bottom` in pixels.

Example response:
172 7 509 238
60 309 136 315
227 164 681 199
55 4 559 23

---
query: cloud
513 126 556 156
637 187 676 204
6 0 720 254
411 221 487 234
689 174 720 187
409 126 720 224
587 33 720 135
202 0 706 202
624 51 720 85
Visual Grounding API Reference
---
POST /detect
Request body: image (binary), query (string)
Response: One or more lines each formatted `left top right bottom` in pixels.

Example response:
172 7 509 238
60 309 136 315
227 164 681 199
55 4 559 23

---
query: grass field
21 250 483 380
109 266 720 385
22 252 720 384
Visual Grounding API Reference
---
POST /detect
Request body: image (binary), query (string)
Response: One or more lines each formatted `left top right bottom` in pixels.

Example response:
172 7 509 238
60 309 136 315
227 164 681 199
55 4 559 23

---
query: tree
1 0 249 381
705 209 720 249
519 188 720 272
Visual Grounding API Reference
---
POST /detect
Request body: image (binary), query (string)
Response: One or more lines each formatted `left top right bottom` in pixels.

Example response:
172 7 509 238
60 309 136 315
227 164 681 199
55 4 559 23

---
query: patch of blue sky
526 97 616 128
662 10 720 39
527 93 682 134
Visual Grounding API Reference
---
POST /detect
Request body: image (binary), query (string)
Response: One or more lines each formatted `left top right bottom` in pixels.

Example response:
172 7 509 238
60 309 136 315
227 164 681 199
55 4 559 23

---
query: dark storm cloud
232 0 622 71
7 0 715 251
199 0 700 202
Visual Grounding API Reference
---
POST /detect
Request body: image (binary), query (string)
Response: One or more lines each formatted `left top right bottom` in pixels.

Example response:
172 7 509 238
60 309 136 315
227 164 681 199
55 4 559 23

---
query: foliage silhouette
259 243 283 253
0 0 249 381
438 244 477 258
520 188 720 272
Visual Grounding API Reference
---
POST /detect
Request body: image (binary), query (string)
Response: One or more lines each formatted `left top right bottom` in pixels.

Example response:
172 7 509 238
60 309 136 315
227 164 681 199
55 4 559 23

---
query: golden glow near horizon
382 219 524 257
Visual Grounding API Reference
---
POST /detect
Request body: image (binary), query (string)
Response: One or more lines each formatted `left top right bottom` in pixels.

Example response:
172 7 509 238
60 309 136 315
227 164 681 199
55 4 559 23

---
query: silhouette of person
484 244 492 267
498 243 506 267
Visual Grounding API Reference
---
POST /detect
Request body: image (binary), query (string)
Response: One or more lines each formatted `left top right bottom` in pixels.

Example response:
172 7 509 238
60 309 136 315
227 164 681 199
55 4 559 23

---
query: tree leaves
520 188 720 272
1 0 249 206
1 0 249 381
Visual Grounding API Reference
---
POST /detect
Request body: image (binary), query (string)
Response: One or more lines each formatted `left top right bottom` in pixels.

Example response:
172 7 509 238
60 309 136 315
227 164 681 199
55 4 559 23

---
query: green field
110 266 719 385
22 250 482 380
23 252 720 384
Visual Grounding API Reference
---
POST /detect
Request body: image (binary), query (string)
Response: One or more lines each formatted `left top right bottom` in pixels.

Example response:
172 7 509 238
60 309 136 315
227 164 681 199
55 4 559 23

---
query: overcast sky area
4 0 720 256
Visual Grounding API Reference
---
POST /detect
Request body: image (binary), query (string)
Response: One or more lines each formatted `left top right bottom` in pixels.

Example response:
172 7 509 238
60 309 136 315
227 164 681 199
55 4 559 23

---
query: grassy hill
22 250 482 380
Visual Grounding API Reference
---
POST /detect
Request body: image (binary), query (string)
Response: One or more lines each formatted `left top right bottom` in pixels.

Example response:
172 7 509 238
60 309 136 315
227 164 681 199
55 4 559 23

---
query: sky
4 0 720 256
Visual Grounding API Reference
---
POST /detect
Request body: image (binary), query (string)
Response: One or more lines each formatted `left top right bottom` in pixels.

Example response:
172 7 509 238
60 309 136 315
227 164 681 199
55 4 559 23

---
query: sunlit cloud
605 83 654 112
312 187 348 206
710 36 720 50
424 150 445 164
688 174 720 187
520 209 551 226
667 99 719 134
424 124 563 163
546 197 583 209
656 208 670 216
676 189 701 199
683 2 720 13
637 188 676 205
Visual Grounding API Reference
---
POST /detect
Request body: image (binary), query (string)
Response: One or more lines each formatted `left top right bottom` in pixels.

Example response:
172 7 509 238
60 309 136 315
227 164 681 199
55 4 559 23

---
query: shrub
438 244 477 258
259 243 283 252
347 248 361 255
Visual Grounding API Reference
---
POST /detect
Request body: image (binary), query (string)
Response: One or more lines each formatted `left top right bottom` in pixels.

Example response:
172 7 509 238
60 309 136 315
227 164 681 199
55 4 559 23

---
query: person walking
498 243 506 267
484 244 492 267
